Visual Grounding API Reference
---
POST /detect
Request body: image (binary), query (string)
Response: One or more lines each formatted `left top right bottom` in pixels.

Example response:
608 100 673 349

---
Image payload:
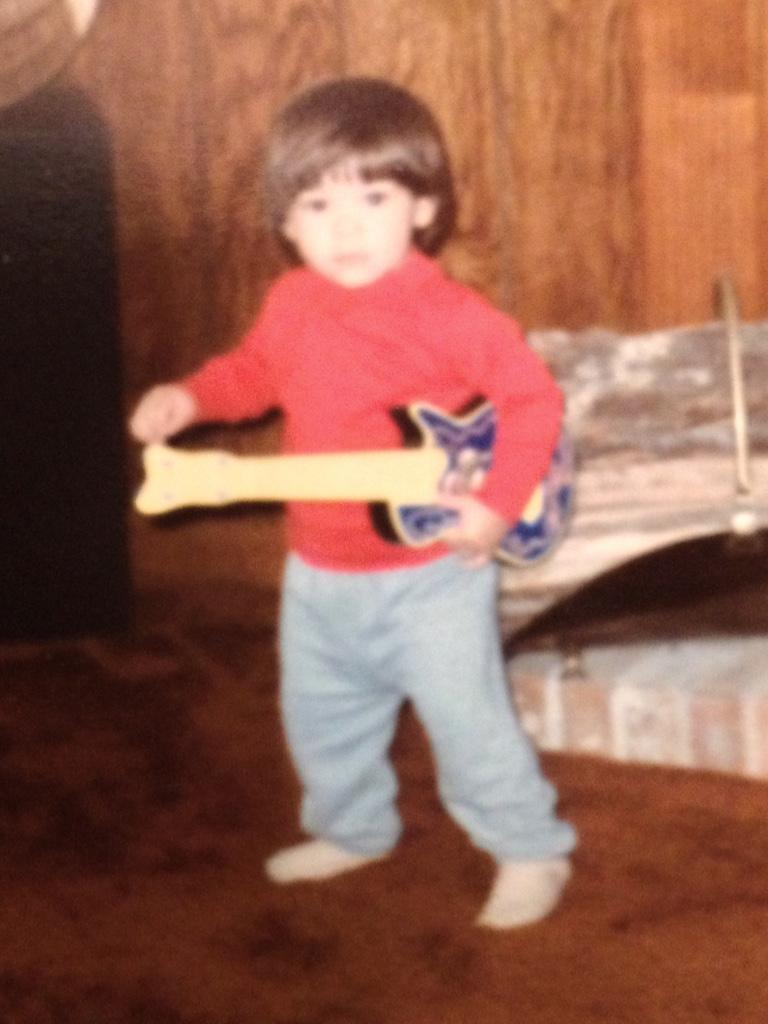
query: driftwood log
499 286 768 635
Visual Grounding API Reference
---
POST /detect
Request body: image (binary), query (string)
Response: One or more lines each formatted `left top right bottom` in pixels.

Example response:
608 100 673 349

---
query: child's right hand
129 384 199 444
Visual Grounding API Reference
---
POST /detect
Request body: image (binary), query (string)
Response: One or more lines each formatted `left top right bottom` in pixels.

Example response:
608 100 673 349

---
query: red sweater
183 250 563 571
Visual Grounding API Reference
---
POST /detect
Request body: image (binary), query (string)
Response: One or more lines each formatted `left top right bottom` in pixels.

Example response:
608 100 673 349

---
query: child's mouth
334 253 368 265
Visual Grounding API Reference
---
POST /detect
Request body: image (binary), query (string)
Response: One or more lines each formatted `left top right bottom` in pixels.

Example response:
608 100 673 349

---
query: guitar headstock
134 445 243 515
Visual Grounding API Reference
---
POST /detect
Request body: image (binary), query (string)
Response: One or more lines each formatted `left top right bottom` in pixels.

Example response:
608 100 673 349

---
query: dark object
511 530 768 652
0 84 131 640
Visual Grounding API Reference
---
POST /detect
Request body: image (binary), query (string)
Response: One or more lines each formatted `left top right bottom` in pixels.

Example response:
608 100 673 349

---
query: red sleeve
182 323 277 423
180 277 293 423
446 292 563 524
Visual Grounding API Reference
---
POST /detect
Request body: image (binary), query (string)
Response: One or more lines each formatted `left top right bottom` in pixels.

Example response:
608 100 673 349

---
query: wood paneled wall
637 0 767 326
64 0 768 393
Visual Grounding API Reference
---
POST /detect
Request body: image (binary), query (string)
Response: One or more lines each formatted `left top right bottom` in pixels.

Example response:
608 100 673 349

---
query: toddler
130 77 576 928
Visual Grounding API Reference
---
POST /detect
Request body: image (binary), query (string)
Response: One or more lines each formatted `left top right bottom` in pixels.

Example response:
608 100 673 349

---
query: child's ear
413 196 438 230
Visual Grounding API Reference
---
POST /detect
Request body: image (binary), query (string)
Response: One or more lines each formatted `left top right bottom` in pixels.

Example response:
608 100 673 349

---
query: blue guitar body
372 399 574 566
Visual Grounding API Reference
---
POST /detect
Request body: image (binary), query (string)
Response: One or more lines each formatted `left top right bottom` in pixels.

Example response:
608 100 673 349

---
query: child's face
282 163 437 288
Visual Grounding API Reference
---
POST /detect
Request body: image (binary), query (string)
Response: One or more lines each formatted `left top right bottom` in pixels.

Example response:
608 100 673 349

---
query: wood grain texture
637 0 766 326
492 0 641 328
757 1 768 315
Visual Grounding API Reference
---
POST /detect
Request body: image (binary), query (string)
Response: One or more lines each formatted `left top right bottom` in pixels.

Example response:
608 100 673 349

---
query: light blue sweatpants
278 552 576 862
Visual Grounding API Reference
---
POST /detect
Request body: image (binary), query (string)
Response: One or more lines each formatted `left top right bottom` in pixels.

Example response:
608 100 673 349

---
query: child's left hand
435 493 509 568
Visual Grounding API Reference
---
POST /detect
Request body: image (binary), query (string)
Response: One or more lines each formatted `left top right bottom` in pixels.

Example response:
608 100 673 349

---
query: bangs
263 77 456 253
355 138 446 194
268 132 442 205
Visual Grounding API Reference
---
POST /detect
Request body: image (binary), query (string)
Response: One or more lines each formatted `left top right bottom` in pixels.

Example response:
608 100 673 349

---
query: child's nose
332 208 361 238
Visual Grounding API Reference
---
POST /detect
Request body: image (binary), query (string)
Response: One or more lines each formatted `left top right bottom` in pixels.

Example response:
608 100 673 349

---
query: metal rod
716 274 758 536
717 274 752 494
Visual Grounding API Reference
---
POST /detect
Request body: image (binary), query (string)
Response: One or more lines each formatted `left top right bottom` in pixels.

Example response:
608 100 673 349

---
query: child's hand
436 493 509 568
129 384 198 444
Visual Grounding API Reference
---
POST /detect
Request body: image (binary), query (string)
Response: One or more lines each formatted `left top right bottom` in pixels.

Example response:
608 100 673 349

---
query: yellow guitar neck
135 444 447 516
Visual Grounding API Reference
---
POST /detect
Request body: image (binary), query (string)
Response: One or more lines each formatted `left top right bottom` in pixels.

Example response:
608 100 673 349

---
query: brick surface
611 685 691 766
689 690 746 774
509 638 768 777
561 674 614 757
743 690 768 778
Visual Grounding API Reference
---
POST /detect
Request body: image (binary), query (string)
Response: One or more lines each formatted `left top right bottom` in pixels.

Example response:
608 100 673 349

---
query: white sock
264 839 385 884
477 857 572 929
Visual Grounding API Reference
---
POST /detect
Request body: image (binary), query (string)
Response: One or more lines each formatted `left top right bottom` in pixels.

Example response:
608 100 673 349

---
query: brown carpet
2 582 768 1024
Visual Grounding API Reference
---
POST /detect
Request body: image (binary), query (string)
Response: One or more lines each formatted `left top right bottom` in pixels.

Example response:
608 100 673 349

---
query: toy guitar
135 400 574 566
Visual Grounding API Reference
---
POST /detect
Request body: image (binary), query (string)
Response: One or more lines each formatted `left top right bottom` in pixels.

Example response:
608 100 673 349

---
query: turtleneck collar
301 248 440 308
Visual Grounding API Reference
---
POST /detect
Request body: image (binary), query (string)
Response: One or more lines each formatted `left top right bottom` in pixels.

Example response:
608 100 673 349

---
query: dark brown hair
264 77 456 254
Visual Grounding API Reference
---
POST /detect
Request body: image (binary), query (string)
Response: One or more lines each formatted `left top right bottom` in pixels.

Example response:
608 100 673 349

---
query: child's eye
303 197 328 213
364 189 389 206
